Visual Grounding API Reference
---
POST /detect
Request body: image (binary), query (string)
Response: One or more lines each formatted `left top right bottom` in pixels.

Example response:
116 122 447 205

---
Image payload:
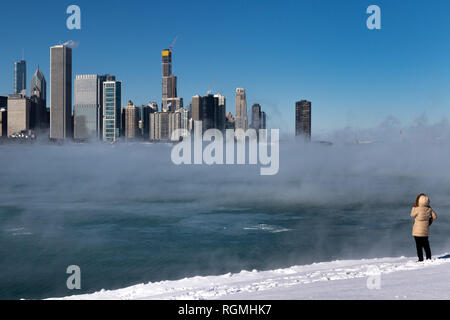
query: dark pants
414 236 432 261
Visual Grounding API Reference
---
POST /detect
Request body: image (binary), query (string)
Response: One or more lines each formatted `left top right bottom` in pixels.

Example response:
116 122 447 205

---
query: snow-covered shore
53 253 450 300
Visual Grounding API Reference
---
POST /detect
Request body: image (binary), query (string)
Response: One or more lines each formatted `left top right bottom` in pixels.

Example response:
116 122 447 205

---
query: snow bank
52 254 450 300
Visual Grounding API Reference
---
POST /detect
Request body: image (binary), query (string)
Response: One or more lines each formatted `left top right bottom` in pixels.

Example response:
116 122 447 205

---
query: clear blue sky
1 0 450 133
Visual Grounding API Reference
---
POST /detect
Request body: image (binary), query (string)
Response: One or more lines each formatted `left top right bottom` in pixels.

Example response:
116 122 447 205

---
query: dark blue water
1 142 449 299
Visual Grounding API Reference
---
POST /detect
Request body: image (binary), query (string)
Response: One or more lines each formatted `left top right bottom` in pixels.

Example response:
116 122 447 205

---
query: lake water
1 141 449 299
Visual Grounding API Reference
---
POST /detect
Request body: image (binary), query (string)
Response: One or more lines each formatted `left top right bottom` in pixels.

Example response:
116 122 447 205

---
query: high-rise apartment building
150 112 170 141
166 107 190 141
14 60 26 95
178 107 190 136
169 111 181 141
50 45 72 140
125 101 139 140
102 80 121 142
141 102 158 139
295 100 311 140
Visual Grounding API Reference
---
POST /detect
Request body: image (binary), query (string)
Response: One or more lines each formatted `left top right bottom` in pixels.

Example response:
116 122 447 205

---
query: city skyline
2 0 450 133
1 38 275 142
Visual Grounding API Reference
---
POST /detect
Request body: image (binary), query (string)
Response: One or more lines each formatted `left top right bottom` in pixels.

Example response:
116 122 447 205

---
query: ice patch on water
5 227 25 232
244 224 292 233
13 232 33 236
4 227 32 236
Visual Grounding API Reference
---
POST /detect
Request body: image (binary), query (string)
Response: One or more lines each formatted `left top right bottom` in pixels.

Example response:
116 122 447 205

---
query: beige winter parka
411 195 437 237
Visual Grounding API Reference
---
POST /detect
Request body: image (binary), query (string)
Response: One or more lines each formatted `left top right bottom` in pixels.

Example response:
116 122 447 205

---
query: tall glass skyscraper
14 60 26 95
97 74 116 140
30 67 47 130
102 80 121 142
74 74 99 141
295 100 311 140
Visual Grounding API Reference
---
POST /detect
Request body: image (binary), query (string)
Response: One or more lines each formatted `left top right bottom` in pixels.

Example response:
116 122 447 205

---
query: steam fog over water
1 121 450 299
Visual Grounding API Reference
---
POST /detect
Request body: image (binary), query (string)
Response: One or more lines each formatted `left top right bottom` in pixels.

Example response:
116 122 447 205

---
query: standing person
411 194 437 261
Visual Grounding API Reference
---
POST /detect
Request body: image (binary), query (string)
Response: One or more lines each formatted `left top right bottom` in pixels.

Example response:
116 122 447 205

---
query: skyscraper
178 107 190 136
214 94 226 132
125 100 139 140
202 94 215 131
103 80 121 142
74 74 100 141
251 103 262 131
150 112 170 141
14 60 26 95
74 75 98 105
0 96 7 137
0 109 6 137
7 94 31 136
261 111 267 129
73 105 97 141
50 45 72 140
169 111 181 141
235 88 248 131
31 67 46 103
250 103 267 139
0 96 7 109
161 49 182 111
30 67 47 131
120 107 126 138
190 93 226 133
97 74 116 140
191 95 202 124
141 102 158 139
295 100 311 140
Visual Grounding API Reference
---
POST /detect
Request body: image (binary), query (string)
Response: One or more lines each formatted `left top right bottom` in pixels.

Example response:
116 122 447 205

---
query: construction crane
169 35 179 52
